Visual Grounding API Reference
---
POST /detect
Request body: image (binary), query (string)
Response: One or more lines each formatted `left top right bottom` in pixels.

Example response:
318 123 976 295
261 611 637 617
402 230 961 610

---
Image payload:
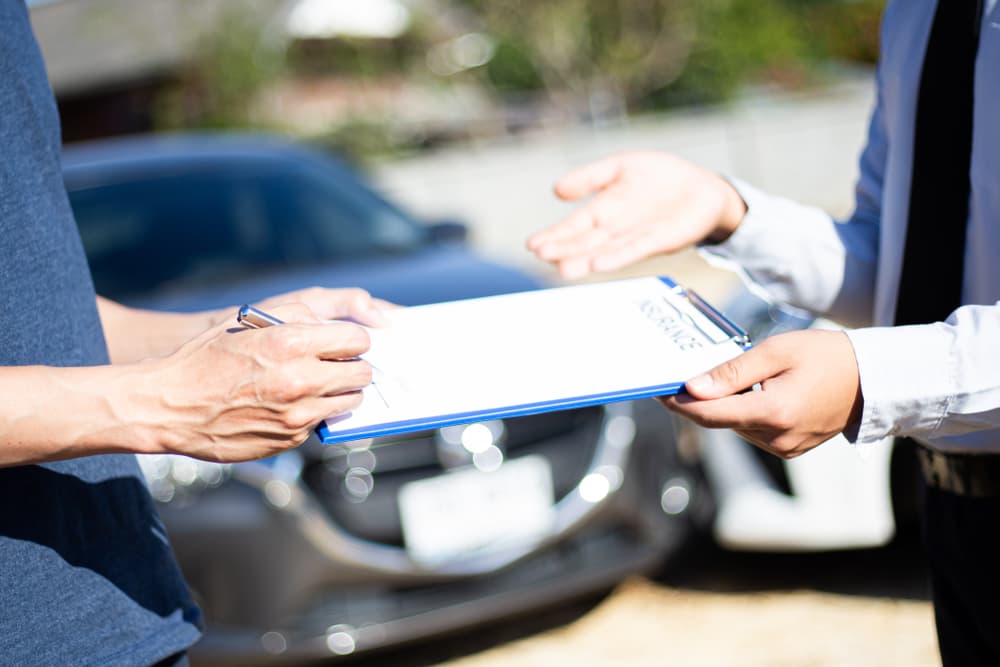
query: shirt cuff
844 324 956 444
700 177 772 262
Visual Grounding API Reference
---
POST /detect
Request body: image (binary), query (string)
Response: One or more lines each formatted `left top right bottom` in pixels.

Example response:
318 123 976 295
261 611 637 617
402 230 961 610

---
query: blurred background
37 0 882 284
32 1 942 665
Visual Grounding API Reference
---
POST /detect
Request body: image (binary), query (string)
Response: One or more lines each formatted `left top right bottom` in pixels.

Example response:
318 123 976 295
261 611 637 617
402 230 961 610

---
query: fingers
553 156 623 201
257 357 371 404
527 205 602 259
530 198 636 279
660 330 861 460
248 320 371 366
258 287 392 327
305 358 372 398
661 390 776 431
263 302 321 325
587 226 667 273
684 341 787 400
372 297 401 311
528 157 628 259
318 359 372 396
324 288 391 327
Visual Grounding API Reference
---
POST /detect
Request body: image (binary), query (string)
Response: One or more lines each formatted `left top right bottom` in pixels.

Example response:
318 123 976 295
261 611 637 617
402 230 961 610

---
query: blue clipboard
317 276 749 445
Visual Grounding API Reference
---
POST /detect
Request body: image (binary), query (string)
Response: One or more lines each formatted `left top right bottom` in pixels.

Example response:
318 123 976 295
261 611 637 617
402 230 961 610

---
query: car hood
122 245 545 312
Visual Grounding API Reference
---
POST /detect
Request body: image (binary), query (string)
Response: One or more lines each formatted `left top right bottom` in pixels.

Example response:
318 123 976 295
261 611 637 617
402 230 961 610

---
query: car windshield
68 155 426 299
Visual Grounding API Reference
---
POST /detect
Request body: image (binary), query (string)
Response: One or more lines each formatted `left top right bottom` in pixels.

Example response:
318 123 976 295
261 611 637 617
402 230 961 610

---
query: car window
68 157 425 299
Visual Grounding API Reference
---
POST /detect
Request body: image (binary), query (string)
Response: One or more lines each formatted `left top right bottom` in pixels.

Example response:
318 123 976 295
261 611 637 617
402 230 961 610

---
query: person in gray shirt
0 2 384 664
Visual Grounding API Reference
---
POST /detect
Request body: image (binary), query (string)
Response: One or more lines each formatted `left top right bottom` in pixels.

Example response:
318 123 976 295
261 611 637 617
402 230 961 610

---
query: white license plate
398 455 555 567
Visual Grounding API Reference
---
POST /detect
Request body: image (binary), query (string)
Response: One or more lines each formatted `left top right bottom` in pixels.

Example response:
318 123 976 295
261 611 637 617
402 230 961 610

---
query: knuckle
283 406 317 431
291 303 317 320
272 327 314 358
347 287 369 302
274 371 310 401
716 359 743 387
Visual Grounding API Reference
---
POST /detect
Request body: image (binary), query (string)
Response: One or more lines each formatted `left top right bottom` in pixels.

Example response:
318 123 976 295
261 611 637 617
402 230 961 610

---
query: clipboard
317 276 749 445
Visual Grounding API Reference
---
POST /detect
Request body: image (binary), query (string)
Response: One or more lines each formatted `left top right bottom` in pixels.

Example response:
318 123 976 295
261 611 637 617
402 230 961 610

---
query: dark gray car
63 133 701 664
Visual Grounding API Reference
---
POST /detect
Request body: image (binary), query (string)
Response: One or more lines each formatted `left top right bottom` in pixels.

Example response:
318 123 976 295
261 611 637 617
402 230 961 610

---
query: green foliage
486 38 545 92
653 0 815 108
454 0 886 112
154 0 887 154
154 9 285 130
285 33 424 79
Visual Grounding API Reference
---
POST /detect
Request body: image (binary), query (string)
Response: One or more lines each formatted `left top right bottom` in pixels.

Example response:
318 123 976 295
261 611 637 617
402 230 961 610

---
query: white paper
322 277 745 441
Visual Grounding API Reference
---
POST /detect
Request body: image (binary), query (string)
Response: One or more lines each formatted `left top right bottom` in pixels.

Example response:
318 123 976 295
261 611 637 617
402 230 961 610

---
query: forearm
1 306 374 467
97 297 224 363
0 362 165 466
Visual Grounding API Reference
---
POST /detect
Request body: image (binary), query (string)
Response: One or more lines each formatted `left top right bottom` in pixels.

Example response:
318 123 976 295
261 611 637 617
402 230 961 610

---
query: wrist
706 177 747 244
90 359 177 456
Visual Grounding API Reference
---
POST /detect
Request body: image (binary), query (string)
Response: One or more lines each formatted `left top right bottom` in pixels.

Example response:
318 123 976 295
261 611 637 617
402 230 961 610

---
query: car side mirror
426 220 469 244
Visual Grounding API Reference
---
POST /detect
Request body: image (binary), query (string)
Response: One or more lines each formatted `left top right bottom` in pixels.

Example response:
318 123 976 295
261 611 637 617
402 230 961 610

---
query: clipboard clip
677 286 752 349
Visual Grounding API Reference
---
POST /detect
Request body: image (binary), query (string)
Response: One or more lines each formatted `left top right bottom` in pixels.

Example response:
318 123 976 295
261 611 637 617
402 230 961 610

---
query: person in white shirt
528 1 1000 664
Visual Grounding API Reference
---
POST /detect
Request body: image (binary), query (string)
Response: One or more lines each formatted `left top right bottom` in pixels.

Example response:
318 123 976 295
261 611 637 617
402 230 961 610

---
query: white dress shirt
706 0 1000 453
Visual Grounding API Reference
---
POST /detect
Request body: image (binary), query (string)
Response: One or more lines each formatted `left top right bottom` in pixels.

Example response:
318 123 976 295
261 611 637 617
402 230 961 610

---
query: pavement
356 534 937 667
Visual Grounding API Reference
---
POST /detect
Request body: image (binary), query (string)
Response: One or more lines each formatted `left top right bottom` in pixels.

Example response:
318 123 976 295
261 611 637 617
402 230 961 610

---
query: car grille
300 407 605 546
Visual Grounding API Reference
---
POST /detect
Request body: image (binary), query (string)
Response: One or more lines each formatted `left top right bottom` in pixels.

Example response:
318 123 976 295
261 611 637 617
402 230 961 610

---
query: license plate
398 455 555 567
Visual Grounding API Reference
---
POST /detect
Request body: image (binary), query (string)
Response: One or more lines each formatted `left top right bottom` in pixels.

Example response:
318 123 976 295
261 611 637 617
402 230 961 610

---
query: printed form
320 277 747 444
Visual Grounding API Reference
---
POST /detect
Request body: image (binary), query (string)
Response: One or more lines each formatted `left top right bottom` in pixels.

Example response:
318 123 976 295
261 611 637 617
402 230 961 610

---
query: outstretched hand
527 151 747 279
660 330 863 459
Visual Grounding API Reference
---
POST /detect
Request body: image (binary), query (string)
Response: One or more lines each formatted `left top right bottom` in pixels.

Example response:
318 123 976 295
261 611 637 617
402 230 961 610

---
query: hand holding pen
134 295 375 463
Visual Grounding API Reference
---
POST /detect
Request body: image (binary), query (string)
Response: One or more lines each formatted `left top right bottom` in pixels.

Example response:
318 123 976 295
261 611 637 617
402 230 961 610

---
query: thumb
685 347 780 400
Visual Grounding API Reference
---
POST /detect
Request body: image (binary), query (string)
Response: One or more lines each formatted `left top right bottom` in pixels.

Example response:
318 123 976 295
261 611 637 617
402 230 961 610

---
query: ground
361 535 940 667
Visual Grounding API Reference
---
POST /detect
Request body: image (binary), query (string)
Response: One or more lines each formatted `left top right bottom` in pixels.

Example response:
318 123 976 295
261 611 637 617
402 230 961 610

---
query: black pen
237 304 284 329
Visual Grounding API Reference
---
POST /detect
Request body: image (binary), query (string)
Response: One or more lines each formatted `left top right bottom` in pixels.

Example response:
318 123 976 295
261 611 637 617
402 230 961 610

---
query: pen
237 304 284 329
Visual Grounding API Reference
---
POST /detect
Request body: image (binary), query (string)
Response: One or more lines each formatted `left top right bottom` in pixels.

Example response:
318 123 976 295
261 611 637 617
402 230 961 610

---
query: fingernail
686 374 713 392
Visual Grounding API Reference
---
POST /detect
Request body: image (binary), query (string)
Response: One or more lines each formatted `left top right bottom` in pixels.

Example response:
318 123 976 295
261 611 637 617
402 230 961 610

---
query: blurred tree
155 8 285 130
461 0 694 119
455 0 885 116
152 0 886 156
